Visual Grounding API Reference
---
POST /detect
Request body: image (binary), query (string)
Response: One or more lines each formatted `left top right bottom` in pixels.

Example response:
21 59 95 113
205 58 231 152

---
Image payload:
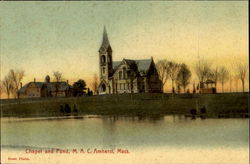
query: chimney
34 78 36 83
66 80 69 85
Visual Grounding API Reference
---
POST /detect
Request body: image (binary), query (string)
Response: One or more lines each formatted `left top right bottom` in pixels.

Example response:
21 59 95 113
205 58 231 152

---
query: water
1 115 249 164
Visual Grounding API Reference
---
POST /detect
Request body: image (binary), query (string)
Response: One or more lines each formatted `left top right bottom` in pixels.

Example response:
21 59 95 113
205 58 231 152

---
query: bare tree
195 60 211 83
90 74 99 95
176 64 192 93
2 74 13 99
233 75 239 92
237 63 248 92
218 66 229 93
168 61 180 93
53 71 63 96
9 69 24 98
156 59 171 92
210 67 219 88
229 73 233 92
194 60 213 93
53 71 63 82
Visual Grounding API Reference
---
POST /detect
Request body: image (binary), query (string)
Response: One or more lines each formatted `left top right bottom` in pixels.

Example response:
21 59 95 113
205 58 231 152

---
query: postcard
0 1 249 164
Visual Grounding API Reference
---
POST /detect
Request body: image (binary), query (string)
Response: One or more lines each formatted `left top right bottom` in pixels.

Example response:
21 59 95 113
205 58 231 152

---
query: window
102 67 106 74
119 71 122 79
101 55 106 64
123 67 126 79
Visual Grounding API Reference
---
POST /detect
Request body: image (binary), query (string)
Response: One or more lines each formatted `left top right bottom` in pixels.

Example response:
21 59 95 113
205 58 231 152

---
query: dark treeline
156 59 248 93
0 59 248 99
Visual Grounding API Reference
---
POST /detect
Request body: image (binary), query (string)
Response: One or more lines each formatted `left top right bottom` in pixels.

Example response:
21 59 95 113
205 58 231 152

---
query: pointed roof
103 26 109 45
99 26 112 52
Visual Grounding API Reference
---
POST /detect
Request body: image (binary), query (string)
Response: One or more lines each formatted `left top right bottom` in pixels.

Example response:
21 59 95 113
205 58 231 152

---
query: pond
1 115 249 164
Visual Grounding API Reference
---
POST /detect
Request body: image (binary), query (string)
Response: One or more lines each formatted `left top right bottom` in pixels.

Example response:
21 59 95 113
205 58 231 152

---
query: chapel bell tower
99 26 113 82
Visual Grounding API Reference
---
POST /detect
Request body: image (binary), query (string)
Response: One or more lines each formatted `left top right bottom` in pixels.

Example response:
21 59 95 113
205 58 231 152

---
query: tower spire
99 26 112 52
102 26 109 45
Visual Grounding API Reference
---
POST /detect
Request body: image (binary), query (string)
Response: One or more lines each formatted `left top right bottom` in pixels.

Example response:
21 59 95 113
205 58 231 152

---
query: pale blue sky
0 2 248 87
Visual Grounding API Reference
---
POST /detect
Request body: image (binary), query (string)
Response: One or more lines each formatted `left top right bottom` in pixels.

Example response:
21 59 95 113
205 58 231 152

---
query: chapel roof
112 58 152 74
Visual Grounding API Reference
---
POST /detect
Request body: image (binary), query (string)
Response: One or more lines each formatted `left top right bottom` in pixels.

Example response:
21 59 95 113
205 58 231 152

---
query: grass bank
1 93 249 118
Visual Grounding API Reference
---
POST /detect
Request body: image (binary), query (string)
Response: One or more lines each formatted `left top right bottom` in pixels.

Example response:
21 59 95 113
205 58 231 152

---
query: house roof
18 83 29 93
46 82 70 92
18 82 44 93
18 81 71 93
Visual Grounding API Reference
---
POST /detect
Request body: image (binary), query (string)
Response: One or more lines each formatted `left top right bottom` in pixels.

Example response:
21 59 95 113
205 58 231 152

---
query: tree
168 61 180 93
210 67 219 88
72 79 87 97
2 75 13 99
9 69 24 98
90 74 99 95
192 82 196 93
53 71 63 82
156 59 171 91
176 64 191 93
233 75 239 92
218 66 229 93
229 73 233 92
237 63 248 92
53 71 63 96
195 60 212 85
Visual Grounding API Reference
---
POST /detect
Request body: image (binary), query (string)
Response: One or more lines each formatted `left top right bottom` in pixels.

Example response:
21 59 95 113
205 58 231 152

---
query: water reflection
102 116 117 149
1 115 249 164
1 115 249 150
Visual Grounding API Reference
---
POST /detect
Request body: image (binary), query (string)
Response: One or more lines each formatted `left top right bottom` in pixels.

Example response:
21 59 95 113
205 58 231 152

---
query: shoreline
1 93 249 118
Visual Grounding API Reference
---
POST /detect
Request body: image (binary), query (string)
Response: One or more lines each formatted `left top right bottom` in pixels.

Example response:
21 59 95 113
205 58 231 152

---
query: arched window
101 55 106 64
123 67 127 79
119 71 122 79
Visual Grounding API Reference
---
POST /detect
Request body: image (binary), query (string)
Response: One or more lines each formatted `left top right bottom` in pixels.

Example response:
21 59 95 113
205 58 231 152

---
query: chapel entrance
102 84 106 92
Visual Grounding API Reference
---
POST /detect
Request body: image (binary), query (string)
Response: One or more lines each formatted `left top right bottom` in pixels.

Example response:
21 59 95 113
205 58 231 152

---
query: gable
147 60 159 76
112 58 152 76
112 59 131 76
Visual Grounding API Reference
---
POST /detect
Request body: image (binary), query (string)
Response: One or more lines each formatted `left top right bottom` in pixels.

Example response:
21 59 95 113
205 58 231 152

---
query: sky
0 1 248 93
